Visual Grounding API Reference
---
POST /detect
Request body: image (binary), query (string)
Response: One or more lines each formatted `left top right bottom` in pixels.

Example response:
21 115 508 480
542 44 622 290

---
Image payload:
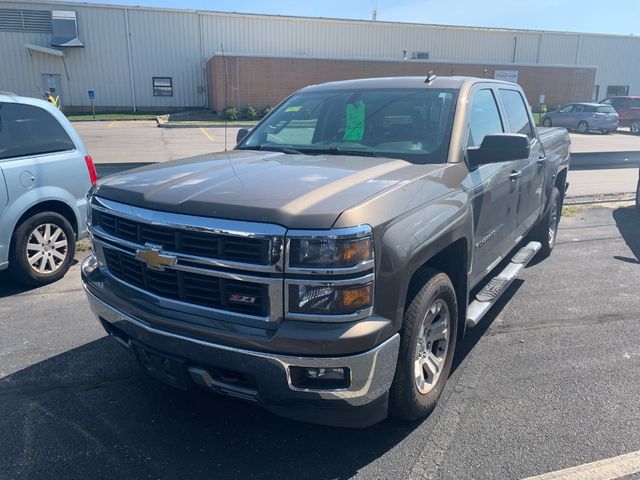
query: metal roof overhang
24 43 64 57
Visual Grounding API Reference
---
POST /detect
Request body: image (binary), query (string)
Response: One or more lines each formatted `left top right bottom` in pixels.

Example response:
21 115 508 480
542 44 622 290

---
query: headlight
285 226 375 320
287 226 373 271
288 280 373 315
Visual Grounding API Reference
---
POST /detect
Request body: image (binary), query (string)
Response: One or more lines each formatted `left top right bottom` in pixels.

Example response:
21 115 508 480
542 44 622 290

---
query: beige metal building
1 0 639 111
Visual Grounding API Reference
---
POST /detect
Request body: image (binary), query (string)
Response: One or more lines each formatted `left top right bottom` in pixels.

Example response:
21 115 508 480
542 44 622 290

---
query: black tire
577 121 589 134
9 212 76 286
631 120 640 135
390 269 458 422
542 118 552 127
532 186 562 258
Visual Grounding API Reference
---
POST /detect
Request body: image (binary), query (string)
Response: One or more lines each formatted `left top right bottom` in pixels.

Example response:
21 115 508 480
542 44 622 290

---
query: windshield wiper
321 147 378 157
238 145 304 155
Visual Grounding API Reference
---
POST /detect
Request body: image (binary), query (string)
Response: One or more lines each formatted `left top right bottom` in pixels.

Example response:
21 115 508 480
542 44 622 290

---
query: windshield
237 88 458 163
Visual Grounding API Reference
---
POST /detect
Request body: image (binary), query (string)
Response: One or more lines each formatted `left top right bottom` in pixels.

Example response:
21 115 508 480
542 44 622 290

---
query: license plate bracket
132 342 191 390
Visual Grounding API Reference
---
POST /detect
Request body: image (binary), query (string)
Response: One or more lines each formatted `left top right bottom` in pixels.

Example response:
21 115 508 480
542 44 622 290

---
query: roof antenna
221 42 228 151
425 70 437 84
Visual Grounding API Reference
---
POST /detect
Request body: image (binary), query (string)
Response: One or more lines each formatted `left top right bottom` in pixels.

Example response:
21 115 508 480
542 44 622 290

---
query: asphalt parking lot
1 204 638 480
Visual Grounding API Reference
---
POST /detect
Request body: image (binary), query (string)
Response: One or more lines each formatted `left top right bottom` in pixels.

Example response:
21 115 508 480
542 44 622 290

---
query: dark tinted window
0 103 75 160
467 89 503 148
499 89 534 138
631 99 640 108
610 98 627 108
597 105 616 114
573 105 586 113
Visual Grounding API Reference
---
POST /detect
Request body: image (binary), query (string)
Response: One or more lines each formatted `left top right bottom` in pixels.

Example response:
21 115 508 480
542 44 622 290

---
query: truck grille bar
88 196 285 322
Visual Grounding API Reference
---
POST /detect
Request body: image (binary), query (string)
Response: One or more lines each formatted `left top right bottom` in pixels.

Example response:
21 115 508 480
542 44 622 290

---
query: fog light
290 366 350 389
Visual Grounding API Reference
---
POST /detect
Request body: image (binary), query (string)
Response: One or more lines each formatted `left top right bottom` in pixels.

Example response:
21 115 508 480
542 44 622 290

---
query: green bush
242 106 258 120
222 106 239 121
260 106 273 118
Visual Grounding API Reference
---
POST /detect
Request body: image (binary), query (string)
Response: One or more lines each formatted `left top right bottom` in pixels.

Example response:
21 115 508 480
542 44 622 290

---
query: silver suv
0 93 95 285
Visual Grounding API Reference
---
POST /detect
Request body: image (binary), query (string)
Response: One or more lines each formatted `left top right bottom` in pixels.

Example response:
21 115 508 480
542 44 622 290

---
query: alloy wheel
25 223 69 274
414 298 450 395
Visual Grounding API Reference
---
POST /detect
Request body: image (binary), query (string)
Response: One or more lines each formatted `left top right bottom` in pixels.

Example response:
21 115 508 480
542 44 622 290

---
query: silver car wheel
414 298 450 395
578 122 588 134
632 122 640 135
26 223 68 274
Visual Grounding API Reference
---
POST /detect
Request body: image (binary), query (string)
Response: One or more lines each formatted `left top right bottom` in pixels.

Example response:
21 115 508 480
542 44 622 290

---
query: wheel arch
404 238 469 340
9 200 78 255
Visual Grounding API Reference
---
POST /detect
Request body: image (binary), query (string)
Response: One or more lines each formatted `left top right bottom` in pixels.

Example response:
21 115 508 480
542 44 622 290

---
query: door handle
510 170 522 181
537 156 546 167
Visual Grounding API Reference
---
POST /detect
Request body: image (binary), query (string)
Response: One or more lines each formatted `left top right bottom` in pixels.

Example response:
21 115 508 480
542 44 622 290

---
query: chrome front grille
94 210 271 265
103 248 268 316
89 196 285 322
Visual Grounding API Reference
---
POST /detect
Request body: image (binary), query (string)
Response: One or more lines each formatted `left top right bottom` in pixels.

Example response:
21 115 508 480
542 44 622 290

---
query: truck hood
94 150 438 228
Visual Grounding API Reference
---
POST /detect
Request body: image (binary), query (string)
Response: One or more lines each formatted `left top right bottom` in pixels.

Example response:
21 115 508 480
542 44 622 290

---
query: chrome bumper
82 256 399 426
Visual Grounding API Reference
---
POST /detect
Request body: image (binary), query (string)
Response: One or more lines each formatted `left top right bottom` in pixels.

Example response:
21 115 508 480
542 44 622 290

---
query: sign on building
494 70 519 84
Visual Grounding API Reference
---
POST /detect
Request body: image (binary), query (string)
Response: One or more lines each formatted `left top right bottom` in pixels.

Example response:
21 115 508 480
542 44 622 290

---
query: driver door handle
537 156 547 166
510 170 523 181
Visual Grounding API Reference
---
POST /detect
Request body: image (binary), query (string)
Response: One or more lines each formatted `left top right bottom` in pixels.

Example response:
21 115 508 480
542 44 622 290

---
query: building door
41 74 63 104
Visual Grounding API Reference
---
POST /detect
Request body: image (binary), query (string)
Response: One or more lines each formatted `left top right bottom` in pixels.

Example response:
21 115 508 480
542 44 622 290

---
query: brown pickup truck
82 76 570 427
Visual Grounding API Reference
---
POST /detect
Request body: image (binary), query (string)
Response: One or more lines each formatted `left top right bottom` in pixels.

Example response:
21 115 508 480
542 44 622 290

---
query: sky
61 0 640 36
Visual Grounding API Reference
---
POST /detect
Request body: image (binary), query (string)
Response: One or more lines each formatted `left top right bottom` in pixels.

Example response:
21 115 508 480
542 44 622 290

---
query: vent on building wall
50 10 83 47
0 8 52 33
411 51 430 60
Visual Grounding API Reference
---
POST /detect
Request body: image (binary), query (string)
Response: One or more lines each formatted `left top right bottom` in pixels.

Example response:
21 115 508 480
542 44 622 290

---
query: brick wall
207 55 596 112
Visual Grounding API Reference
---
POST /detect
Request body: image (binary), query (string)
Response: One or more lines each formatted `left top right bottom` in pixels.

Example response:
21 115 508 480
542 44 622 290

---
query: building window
153 77 173 97
606 85 629 97
411 51 430 60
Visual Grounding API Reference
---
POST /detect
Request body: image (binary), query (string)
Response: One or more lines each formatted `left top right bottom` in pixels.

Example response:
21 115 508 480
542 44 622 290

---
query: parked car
0 93 97 285
541 102 618 134
82 76 570 427
600 96 640 135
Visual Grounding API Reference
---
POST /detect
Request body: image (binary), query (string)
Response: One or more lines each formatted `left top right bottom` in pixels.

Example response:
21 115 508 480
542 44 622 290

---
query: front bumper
82 256 400 428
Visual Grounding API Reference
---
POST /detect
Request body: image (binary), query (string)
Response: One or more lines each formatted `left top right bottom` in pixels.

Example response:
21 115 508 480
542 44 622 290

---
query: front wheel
532 186 562 257
631 120 640 135
390 269 458 421
9 212 76 286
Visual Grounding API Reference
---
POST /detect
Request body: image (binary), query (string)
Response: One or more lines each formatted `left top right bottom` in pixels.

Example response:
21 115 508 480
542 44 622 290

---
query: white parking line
523 449 640 480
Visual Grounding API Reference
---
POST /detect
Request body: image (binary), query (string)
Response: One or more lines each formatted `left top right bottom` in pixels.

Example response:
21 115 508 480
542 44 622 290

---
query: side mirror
467 133 530 168
236 127 252 144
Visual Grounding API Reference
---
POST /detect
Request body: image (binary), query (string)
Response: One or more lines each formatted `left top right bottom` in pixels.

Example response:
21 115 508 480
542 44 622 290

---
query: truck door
497 88 545 238
464 87 518 287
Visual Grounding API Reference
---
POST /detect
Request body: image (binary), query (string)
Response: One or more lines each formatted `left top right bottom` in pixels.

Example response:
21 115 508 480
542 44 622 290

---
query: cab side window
0 103 75 161
467 89 504 148
499 89 534 139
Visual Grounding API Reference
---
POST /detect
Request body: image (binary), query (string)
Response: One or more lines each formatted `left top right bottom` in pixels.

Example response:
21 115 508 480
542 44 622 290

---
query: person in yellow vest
43 91 60 109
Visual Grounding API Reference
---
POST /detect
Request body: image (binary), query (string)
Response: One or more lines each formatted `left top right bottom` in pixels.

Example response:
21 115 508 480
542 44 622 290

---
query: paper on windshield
343 100 365 141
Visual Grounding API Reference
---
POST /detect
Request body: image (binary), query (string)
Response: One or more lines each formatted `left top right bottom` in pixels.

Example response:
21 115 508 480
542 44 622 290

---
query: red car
600 96 640 134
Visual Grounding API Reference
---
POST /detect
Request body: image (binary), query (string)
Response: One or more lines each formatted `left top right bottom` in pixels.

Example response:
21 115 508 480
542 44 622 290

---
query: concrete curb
564 192 636 205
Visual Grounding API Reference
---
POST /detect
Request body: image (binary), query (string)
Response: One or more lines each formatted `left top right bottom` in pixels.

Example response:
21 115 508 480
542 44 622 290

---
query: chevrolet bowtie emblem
135 244 177 271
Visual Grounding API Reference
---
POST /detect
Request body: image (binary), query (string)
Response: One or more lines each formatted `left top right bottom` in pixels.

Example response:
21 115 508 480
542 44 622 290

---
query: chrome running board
466 241 541 329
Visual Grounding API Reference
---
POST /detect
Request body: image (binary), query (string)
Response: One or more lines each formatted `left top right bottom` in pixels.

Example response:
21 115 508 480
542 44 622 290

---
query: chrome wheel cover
578 122 588 133
414 298 450 395
632 122 640 135
26 223 68 274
